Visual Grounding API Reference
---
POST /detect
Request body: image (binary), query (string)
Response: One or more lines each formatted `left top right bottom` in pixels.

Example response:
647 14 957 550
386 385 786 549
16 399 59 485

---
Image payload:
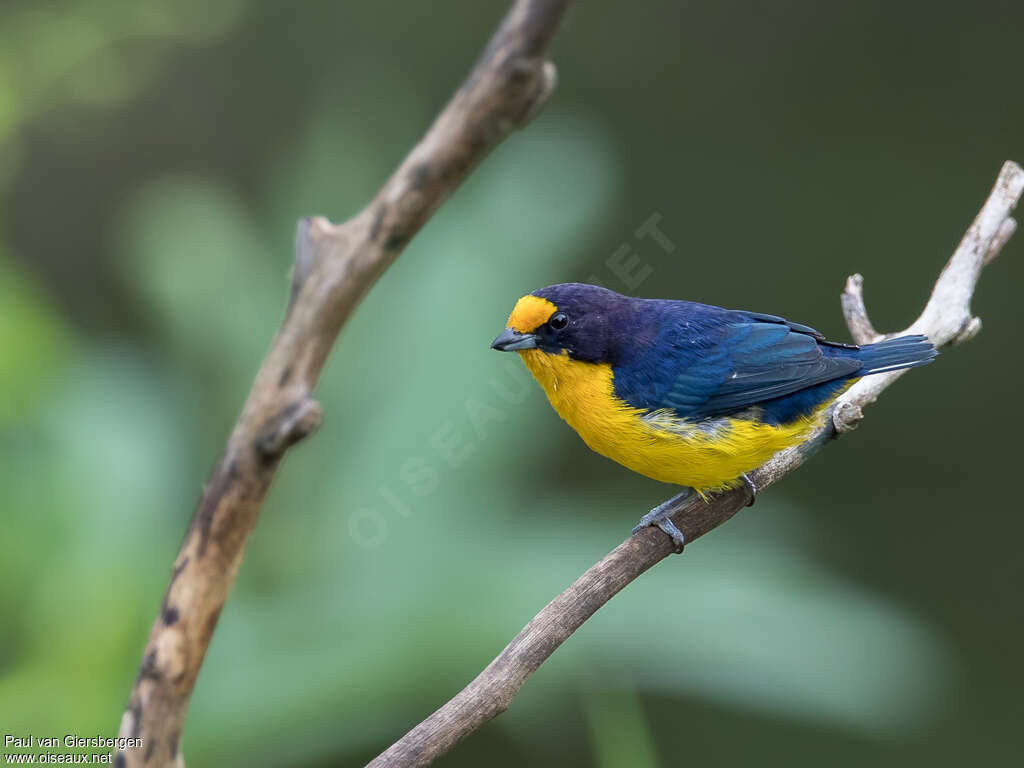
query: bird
491 283 936 551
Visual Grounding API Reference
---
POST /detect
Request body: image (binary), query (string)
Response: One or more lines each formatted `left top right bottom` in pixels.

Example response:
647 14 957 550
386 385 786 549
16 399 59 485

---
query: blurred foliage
0 1 1022 767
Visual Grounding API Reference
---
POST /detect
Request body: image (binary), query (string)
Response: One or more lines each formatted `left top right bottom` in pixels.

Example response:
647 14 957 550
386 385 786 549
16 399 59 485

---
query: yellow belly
518 349 828 493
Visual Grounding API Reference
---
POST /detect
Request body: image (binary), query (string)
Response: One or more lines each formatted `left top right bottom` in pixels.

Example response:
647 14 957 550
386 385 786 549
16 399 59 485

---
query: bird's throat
516 349 639 442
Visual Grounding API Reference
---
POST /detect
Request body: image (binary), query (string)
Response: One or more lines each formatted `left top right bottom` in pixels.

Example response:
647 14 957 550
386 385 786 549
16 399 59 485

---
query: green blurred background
1 0 1021 765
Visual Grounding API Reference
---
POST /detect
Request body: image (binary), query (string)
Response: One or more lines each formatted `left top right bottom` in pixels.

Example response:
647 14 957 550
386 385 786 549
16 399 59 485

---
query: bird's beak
491 327 538 351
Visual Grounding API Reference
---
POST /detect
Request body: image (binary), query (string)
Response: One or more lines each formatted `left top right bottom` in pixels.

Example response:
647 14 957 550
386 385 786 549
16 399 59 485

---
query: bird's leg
632 487 695 554
741 473 757 506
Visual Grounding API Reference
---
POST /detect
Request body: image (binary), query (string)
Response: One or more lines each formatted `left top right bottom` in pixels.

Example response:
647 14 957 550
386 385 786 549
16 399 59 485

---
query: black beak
491 327 538 351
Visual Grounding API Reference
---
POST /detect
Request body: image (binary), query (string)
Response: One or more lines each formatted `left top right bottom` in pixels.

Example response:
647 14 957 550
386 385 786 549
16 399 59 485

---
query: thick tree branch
114 2 570 766
369 160 1024 768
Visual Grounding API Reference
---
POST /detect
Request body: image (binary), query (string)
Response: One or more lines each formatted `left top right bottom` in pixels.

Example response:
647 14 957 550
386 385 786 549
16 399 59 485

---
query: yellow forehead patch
507 295 557 333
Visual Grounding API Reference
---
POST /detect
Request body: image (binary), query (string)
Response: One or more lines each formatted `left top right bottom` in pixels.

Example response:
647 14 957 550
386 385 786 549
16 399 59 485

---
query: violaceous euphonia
491 283 936 550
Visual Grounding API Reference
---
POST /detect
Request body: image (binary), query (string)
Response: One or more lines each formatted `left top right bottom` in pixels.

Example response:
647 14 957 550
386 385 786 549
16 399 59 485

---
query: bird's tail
855 334 937 375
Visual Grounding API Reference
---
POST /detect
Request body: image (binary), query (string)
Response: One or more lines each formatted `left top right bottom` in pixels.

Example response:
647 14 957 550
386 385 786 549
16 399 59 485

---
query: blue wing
613 308 861 423
662 319 860 418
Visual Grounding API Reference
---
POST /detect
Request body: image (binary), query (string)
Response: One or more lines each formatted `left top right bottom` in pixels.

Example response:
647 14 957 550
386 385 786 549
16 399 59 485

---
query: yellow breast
517 349 826 493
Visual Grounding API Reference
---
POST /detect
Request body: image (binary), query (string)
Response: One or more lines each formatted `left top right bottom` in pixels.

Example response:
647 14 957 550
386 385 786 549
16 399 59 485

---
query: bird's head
491 283 625 363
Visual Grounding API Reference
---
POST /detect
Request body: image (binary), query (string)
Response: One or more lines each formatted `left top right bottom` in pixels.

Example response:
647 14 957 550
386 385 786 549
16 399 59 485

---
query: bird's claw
741 473 757 506
632 488 694 554
657 519 686 553
632 518 686 553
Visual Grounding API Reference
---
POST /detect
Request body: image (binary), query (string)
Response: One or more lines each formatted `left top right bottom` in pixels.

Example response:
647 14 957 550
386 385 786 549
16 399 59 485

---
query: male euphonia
491 283 936 551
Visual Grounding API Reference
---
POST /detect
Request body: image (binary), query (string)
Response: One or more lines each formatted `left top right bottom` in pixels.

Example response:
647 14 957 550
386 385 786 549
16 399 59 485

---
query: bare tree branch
368 160 1024 768
839 273 882 345
113 2 571 766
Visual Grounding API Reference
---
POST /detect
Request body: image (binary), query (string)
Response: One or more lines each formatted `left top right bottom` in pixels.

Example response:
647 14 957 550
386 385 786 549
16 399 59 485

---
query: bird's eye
549 312 569 331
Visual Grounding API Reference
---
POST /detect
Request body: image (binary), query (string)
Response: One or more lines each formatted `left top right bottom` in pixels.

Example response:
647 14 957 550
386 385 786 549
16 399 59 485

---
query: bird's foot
632 488 695 554
741 473 757 506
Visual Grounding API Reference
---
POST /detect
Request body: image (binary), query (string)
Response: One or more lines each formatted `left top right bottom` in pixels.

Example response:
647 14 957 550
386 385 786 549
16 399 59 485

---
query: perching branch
368 160 1024 768
114 2 570 766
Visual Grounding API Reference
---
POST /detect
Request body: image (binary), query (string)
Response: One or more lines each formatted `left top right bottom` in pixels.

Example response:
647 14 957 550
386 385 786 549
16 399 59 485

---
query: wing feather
656 317 860 419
